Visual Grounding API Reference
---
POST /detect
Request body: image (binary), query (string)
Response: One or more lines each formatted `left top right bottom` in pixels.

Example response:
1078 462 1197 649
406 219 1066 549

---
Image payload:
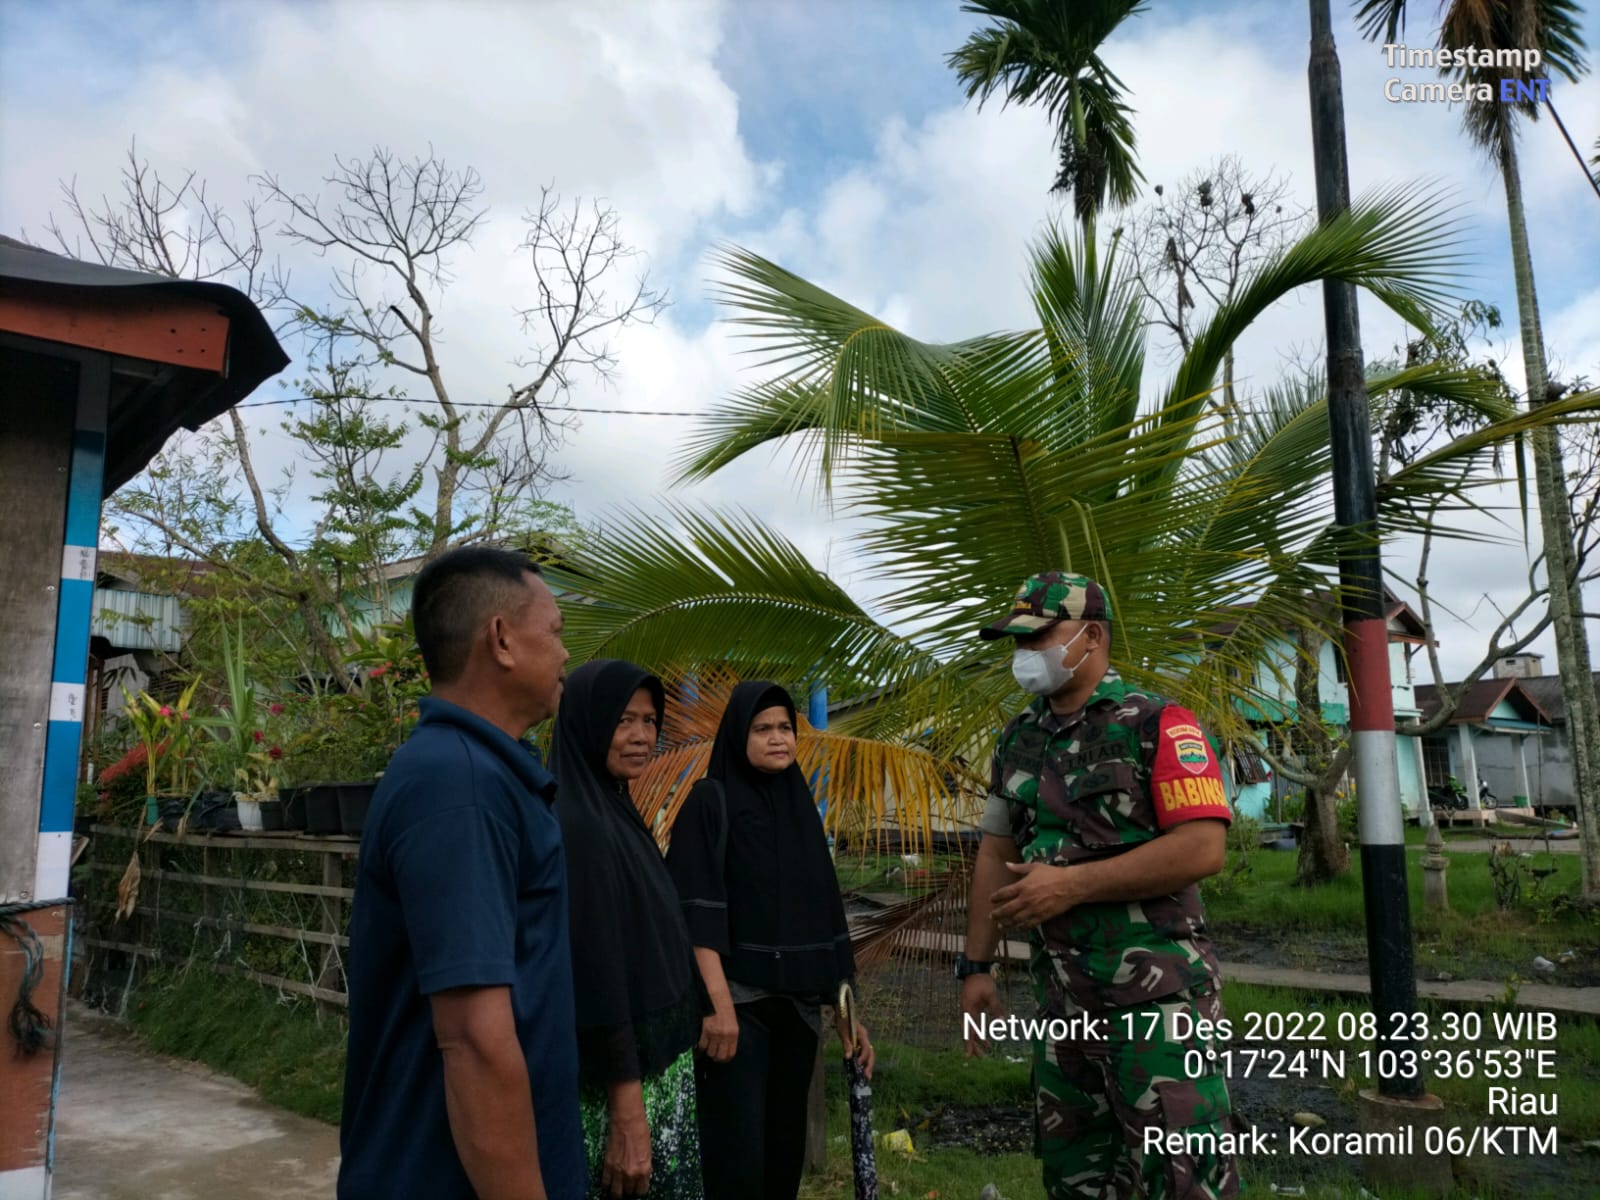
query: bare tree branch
1121 156 1310 413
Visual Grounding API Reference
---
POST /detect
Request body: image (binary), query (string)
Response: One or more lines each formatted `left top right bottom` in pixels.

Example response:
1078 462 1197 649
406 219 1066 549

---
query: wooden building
0 234 286 1199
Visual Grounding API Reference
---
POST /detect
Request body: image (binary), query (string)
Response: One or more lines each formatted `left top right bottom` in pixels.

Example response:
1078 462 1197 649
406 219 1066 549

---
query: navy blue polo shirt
338 697 585 1200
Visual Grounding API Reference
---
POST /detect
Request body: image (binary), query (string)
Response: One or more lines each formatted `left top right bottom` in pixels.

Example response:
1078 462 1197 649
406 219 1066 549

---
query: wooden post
201 846 219 918
316 848 342 1005
202 844 220 959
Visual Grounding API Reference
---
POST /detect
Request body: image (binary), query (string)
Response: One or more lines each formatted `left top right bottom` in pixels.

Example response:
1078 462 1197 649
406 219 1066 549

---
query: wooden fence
80 824 360 1007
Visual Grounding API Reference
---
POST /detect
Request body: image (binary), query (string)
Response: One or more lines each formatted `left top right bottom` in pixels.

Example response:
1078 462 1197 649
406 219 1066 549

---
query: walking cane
839 981 878 1200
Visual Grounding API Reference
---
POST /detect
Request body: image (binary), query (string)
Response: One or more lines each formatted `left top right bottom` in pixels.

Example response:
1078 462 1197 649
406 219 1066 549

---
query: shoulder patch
1150 705 1230 829
1165 722 1210 774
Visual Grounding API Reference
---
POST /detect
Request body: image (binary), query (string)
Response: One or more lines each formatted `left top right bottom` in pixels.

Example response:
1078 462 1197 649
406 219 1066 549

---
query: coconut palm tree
947 0 1147 239
554 195 1598 871
1355 0 1600 897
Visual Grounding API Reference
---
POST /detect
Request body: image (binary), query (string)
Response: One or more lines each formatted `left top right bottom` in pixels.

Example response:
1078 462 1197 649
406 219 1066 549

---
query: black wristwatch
954 953 994 980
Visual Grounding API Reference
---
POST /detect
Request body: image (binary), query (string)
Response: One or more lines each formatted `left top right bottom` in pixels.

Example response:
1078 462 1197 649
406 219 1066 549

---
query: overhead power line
235 395 698 417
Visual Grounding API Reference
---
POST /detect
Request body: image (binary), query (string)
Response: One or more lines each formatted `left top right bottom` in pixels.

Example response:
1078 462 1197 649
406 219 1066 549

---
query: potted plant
232 718 290 832
293 700 375 836
196 623 283 832
338 617 429 836
121 677 203 829
233 761 276 832
117 691 166 827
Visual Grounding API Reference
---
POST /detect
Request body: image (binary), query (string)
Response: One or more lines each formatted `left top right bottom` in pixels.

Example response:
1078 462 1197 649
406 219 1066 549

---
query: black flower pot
339 781 378 838
159 798 190 833
305 784 343 835
259 799 286 831
193 791 239 832
280 786 309 832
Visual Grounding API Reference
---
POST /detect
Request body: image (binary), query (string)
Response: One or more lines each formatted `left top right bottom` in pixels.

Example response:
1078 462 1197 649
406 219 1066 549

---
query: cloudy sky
3 0 1597 683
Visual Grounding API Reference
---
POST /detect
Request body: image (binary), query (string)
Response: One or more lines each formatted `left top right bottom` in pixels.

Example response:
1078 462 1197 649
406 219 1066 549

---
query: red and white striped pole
1308 0 1423 1100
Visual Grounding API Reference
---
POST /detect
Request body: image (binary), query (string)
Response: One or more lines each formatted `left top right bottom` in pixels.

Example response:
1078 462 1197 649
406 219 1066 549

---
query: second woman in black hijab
665 680 874 1200
553 659 707 1199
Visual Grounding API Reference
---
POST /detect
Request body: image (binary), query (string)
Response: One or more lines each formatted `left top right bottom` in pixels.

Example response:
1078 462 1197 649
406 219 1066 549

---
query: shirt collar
416 696 558 803
1030 668 1126 730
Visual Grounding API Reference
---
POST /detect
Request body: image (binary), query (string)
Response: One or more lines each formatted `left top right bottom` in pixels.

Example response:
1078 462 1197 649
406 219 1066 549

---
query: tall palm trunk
1499 132 1600 899
1069 83 1097 251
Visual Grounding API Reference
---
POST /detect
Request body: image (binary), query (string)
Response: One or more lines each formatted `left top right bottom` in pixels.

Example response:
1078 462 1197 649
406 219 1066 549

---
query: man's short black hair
412 547 543 685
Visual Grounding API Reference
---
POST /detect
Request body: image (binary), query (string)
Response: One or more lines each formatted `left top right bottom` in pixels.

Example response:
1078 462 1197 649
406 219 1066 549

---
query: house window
1421 736 1451 788
1233 741 1270 784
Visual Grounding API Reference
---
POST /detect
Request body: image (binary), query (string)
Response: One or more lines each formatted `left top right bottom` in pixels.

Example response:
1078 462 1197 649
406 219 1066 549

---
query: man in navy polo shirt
339 547 584 1200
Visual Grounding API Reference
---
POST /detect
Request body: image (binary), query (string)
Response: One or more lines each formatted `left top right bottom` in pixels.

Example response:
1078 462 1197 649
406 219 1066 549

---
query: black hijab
667 680 855 997
552 660 705 1087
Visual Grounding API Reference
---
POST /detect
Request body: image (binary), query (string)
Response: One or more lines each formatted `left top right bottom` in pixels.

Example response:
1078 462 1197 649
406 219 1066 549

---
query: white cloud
5 0 1596 685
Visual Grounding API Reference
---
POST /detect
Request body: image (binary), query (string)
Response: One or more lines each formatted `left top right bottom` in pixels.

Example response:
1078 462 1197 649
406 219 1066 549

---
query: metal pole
1306 0 1422 1100
808 684 830 829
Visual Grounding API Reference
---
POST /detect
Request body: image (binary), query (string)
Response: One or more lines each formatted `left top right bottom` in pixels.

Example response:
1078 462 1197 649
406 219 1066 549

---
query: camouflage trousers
1032 986 1240 1200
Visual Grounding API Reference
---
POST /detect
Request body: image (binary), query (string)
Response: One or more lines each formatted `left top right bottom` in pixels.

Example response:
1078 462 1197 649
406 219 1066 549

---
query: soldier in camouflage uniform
955 572 1239 1200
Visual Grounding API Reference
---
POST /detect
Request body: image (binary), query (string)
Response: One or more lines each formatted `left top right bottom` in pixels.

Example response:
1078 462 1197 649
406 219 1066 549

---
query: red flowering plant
97 741 156 820
344 614 429 777
119 676 203 798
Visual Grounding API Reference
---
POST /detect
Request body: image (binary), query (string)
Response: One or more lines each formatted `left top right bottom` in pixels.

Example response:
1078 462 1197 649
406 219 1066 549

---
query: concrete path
894 929 1600 1017
1221 962 1600 1017
52 1003 340 1200
1437 837 1581 854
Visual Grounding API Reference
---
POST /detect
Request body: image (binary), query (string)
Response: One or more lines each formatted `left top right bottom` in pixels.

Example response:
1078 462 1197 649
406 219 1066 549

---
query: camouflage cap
979 571 1113 640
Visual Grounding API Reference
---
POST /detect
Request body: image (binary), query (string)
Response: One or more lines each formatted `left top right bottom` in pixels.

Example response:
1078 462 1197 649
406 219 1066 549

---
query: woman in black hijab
665 680 874 1200
553 660 707 1200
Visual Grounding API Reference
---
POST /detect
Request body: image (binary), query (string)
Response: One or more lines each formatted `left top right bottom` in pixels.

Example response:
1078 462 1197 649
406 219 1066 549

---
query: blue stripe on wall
39 733 79 831
51 580 94 684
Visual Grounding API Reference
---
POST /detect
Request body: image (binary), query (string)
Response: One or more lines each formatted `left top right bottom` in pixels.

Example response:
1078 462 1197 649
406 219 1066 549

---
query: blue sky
2 0 1596 678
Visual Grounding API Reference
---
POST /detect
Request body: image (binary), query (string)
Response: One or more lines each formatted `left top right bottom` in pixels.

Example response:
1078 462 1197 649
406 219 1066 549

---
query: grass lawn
1202 835 1597 986
799 1038 1038 1198
125 967 348 1123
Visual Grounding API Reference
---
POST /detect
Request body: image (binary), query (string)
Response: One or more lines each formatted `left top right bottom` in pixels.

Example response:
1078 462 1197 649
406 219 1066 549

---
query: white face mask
1011 626 1091 695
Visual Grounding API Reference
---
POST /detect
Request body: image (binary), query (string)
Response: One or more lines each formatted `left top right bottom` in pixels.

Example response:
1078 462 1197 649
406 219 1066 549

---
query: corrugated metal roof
91 588 184 653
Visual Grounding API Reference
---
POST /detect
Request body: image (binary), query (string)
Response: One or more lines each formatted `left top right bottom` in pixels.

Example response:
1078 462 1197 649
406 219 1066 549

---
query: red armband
1150 705 1231 829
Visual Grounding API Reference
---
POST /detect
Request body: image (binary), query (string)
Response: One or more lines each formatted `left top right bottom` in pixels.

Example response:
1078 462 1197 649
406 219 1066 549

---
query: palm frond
1381 386 1600 502
1029 222 1147 454
1353 0 1411 44
1147 183 1470 492
553 501 948 702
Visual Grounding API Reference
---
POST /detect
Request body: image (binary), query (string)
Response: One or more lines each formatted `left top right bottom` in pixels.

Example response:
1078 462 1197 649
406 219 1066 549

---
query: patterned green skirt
579 1049 702 1199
